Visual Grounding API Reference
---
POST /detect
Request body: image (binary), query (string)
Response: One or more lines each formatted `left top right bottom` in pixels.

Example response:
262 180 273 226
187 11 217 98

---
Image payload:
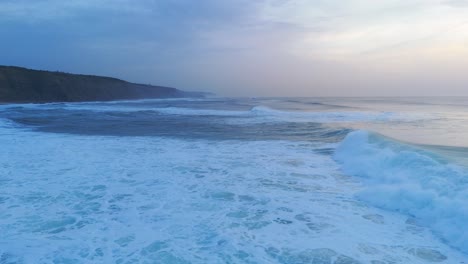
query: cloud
1 0 468 96
444 0 468 7
259 0 468 59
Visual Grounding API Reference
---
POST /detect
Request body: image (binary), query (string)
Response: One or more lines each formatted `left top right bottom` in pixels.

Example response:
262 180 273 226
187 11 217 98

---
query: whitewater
1 97 467 263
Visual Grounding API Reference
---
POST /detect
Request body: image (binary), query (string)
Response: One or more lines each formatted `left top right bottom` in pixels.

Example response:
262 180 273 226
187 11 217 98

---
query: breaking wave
334 130 468 253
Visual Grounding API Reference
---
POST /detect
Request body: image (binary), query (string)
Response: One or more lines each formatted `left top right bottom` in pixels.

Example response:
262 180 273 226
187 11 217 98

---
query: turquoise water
0 97 467 263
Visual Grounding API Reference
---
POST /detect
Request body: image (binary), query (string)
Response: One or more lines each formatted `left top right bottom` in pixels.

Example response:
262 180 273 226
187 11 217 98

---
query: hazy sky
1 0 468 96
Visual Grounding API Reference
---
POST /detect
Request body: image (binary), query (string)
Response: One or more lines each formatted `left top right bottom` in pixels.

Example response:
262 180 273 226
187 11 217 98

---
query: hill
0 66 203 103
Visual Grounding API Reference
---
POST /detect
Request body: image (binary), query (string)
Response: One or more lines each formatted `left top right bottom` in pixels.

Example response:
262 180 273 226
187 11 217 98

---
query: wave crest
334 130 468 253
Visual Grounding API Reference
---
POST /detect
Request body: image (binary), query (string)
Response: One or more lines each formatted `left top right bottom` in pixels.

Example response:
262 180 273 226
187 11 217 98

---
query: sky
1 0 468 96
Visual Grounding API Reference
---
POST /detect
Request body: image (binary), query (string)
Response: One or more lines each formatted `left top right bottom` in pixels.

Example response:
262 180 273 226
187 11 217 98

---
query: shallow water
1 97 467 263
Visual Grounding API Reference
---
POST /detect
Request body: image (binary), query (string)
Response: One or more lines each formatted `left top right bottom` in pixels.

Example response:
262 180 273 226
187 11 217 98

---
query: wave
249 106 421 123
3 101 427 124
0 117 19 128
153 105 421 124
334 130 468 253
154 107 246 116
17 103 247 116
0 118 27 134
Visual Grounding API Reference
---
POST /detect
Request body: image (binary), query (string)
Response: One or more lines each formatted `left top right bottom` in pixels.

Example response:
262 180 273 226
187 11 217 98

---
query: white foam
151 105 423 124
334 130 468 253
0 129 466 262
153 107 246 116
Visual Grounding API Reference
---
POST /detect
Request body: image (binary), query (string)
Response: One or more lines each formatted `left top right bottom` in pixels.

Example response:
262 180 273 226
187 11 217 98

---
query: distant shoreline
0 66 206 103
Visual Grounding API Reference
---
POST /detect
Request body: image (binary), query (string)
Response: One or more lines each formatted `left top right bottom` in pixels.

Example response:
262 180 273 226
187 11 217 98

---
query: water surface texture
1 97 468 263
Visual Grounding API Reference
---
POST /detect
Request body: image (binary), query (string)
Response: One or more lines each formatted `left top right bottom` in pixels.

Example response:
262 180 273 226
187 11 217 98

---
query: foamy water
1 97 467 263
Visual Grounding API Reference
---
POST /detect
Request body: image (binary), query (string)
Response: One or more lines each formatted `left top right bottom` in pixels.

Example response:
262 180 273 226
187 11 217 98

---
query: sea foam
334 130 468 253
1 98 467 263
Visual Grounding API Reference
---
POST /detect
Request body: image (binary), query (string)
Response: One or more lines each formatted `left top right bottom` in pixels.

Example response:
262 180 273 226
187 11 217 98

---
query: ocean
0 97 467 263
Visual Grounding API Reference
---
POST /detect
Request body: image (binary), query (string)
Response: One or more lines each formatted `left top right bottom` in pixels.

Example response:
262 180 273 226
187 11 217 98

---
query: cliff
0 66 203 103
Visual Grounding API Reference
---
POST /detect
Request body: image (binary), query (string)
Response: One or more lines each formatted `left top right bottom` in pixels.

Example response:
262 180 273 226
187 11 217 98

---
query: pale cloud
444 0 468 7
258 0 468 61
1 0 468 96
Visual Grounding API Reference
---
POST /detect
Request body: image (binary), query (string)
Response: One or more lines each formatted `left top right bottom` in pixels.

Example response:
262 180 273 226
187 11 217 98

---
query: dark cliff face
0 66 201 103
